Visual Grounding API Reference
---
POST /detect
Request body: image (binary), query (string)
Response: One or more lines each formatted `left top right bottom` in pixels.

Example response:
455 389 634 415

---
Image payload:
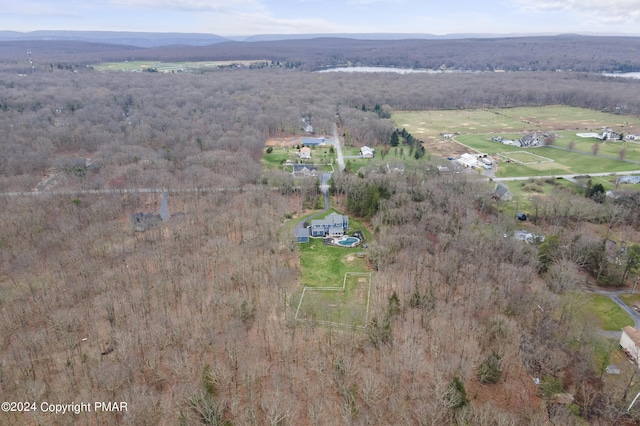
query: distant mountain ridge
2 32 640 74
0 30 608 47
0 31 230 48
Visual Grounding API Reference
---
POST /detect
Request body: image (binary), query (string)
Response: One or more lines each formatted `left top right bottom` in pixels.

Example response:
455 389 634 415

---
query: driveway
332 123 345 172
293 171 332 240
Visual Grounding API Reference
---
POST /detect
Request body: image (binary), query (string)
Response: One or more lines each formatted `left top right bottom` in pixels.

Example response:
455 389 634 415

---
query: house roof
312 212 347 227
494 183 511 197
303 138 325 145
387 162 405 172
292 164 318 171
622 326 640 346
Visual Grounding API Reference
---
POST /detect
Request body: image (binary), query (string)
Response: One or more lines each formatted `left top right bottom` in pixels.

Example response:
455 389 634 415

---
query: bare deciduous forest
1 60 640 425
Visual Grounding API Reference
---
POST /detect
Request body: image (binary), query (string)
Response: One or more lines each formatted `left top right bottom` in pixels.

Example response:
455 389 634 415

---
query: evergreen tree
390 130 400 147
388 291 400 317
476 350 502 384
444 376 469 410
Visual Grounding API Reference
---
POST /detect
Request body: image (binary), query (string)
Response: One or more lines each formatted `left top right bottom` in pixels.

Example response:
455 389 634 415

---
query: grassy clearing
296 273 371 327
393 106 640 140
395 106 640 177
619 294 640 307
262 146 336 170
94 60 268 72
262 149 294 169
299 211 371 287
584 294 634 331
295 210 373 327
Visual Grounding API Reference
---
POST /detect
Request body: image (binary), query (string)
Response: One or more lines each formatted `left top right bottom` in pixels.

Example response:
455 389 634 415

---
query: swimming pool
337 237 359 246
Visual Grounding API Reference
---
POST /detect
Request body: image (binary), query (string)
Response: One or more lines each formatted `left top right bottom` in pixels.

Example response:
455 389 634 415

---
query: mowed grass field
393 106 640 177
296 273 371 327
393 106 640 139
95 60 268 72
293 211 373 326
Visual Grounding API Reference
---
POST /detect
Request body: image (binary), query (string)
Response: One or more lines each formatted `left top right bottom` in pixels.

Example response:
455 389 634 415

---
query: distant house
292 164 319 177
299 147 312 159
360 146 375 158
625 134 640 141
386 162 405 174
617 176 640 185
311 212 349 237
457 153 479 168
597 128 621 141
518 133 542 147
494 183 513 201
620 326 640 365
442 133 454 139
303 138 325 146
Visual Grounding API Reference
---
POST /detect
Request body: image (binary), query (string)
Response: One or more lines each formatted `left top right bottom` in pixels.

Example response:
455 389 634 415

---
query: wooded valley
1 62 640 425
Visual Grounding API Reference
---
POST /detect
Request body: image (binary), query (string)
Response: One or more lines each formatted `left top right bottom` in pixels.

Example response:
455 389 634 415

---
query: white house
620 326 640 365
596 128 620 141
299 147 311 159
457 153 480 168
360 146 375 158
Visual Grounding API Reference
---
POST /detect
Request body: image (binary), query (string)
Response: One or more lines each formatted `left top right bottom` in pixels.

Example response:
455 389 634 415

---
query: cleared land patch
95 60 269 72
295 272 372 328
497 151 554 165
393 106 640 172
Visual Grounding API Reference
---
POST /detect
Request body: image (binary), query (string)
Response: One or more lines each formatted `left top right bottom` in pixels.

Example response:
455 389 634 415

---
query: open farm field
94 59 267 72
393 106 640 140
494 147 640 177
396 106 640 177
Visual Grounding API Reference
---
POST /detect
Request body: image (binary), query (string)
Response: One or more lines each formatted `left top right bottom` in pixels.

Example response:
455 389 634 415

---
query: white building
298 147 311 159
360 146 375 158
457 153 480 168
620 326 640 365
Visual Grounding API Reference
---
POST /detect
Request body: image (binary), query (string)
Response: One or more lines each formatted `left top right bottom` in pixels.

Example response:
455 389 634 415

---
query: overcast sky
2 0 640 36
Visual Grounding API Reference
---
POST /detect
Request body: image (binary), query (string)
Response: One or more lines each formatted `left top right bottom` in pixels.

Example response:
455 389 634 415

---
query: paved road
610 294 640 329
293 172 331 240
0 185 279 198
333 123 345 172
492 170 640 182
586 287 640 339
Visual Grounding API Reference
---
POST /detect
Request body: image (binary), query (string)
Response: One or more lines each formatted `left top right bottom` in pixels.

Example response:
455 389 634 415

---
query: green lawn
262 146 336 171
94 60 268 72
295 210 373 327
299 211 371 287
394 106 640 177
393 106 640 141
296 273 371 327
262 148 294 169
619 294 640 307
584 294 634 331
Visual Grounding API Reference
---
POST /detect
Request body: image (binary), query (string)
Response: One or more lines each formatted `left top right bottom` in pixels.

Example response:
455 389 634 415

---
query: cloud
346 0 402 4
195 10 352 35
515 0 640 22
109 0 264 12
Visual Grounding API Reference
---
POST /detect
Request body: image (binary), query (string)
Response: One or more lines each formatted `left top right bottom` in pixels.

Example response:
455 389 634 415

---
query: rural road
610 294 640 330
333 123 345 172
292 171 332 240
492 170 640 182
